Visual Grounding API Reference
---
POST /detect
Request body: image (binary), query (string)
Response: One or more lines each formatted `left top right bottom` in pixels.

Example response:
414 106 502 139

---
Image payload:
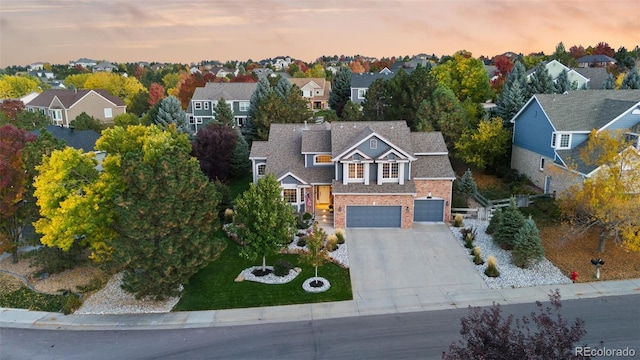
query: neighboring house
510 90 640 193
287 78 331 111
28 70 55 80
271 56 292 71
69 58 97 68
350 72 396 105
30 125 100 152
29 62 45 71
577 55 616 68
572 67 609 90
210 67 238 78
252 67 274 79
25 89 126 127
185 82 258 132
526 60 590 89
249 121 455 229
92 61 118 73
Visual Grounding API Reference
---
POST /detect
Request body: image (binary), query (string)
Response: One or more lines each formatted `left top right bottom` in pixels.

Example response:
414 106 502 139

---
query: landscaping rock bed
450 219 572 289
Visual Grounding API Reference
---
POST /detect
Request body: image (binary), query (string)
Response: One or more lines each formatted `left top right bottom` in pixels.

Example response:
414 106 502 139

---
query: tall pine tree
496 61 527 124
554 69 571 94
243 77 271 142
213 97 235 127
329 67 352 117
155 96 188 133
527 62 555 96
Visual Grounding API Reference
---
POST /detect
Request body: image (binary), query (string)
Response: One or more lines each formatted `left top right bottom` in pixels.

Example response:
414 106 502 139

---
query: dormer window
348 163 364 179
194 102 202 110
551 132 571 149
370 139 377 149
382 163 399 179
314 155 332 164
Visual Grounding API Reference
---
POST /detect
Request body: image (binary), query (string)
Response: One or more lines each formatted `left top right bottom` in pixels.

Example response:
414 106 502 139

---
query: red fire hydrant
570 271 578 282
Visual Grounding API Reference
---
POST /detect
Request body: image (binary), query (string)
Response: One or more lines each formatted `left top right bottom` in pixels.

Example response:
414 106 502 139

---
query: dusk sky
1 0 638 67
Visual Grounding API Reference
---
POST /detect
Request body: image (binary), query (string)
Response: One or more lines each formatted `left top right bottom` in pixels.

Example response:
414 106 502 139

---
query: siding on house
512 100 556 159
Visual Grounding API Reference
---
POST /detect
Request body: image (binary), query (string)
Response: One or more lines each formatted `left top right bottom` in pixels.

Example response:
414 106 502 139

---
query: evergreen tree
329 66 352 117
457 169 478 198
244 77 271 141
361 79 388 121
621 67 640 89
512 216 545 268
273 77 292 99
155 96 188 133
115 149 221 300
213 97 235 127
485 207 502 235
496 61 527 124
493 198 525 250
229 129 251 179
70 112 102 132
415 85 467 147
341 100 363 121
554 69 571 94
601 73 616 89
527 62 555 96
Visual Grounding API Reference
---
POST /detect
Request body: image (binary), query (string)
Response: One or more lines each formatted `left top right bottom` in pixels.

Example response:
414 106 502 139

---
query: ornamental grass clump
453 214 464 228
334 228 345 244
326 234 339 252
472 247 484 265
485 256 500 277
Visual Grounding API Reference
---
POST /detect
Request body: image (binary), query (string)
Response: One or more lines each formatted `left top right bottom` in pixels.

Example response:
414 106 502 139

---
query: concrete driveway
346 223 488 313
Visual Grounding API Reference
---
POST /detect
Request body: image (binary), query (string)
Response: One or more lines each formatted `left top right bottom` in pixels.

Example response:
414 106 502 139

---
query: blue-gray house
510 90 640 193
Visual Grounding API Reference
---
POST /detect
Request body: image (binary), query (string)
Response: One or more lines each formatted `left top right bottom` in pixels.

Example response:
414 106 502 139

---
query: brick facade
333 194 414 229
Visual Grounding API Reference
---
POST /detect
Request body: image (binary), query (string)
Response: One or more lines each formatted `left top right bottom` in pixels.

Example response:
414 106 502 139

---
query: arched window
370 139 377 149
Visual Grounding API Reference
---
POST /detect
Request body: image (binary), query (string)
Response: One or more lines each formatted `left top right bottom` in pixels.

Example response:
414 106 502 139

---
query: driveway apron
347 223 488 311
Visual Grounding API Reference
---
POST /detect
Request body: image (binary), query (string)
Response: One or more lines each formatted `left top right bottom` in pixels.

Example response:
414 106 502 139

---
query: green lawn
174 239 353 311
228 173 252 199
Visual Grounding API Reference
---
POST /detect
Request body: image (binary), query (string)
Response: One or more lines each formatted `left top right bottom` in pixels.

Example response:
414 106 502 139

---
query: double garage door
346 206 402 228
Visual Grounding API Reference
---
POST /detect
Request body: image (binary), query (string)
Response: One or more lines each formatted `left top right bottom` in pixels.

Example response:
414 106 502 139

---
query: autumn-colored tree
191 124 239 181
491 55 514 93
75 72 146 106
559 130 640 252
230 74 257 83
0 125 35 262
455 117 511 171
0 99 26 121
569 45 587 59
349 61 365 74
0 75 41 98
176 72 216 109
305 64 326 78
147 82 165 107
299 223 329 281
592 42 615 57
432 51 493 104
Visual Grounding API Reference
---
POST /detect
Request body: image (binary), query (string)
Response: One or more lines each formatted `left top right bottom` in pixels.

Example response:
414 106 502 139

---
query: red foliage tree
133 65 147 80
349 61 365 74
493 55 514 76
569 45 587 59
293 60 308 73
147 82 165 107
0 99 26 121
230 75 257 83
191 124 239 182
592 42 615 57
176 72 217 109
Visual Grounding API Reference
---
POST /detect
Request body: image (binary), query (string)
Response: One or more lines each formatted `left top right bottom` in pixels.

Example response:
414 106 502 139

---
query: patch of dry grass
0 273 24 295
541 224 640 282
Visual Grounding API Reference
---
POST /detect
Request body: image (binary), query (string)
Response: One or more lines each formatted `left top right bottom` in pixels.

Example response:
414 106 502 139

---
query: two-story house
350 72 396 105
185 82 257 132
26 89 126 127
525 60 609 90
249 121 455 228
511 90 640 193
287 78 331 112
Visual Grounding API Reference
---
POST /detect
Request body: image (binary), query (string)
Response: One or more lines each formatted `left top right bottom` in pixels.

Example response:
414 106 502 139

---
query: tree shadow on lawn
173 240 352 311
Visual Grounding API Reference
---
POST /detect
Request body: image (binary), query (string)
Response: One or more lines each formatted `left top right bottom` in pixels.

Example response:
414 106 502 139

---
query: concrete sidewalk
2 279 639 330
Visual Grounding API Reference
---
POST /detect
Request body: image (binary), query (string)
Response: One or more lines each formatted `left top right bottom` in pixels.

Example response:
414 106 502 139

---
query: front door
317 185 331 204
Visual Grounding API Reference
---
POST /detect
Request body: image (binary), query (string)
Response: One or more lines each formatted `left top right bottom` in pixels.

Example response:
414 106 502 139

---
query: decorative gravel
238 266 301 284
450 219 572 289
286 235 350 268
76 272 180 315
302 277 331 293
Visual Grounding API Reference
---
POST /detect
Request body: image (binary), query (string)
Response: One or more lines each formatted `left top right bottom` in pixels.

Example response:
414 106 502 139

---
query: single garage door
346 206 402 228
414 199 444 222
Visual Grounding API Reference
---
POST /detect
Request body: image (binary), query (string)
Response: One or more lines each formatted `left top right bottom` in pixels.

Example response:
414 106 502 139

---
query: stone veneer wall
413 179 453 221
511 145 584 194
333 194 414 229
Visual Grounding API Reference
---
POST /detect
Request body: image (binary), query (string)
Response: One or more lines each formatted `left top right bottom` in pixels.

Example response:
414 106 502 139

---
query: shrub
296 213 308 229
224 208 234 223
302 212 313 221
443 290 587 360
512 217 545 268
485 256 500 277
326 235 339 252
30 244 85 275
453 214 464 227
334 228 345 244
493 199 525 250
63 293 82 315
485 208 502 234
457 169 478 198
296 237 307 247
273 259 292 277
472 247 484 265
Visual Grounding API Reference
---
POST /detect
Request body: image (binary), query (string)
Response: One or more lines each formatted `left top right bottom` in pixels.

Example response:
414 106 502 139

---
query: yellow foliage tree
82 72 146 106
0 75 41 98
559 130 640 252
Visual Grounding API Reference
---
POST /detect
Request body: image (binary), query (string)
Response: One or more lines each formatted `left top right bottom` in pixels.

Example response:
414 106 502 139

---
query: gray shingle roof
412 155 456 178
577 55 616 64
410 132 448 153
191 83 258 102
27 89 125 108
330 121 416 158
301 130 331 153
350 72 395 88
535 90 640 131
572 67 609 89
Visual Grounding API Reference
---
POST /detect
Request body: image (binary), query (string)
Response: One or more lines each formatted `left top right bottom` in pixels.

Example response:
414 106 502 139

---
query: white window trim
239 101 249 112
204 102 210 110
357 88 366 99
539 157 545 171
104 108 113 118
257 163 266 177
194 101 202 110
552 132 571 149
313 154 332 165
370 139 377 150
